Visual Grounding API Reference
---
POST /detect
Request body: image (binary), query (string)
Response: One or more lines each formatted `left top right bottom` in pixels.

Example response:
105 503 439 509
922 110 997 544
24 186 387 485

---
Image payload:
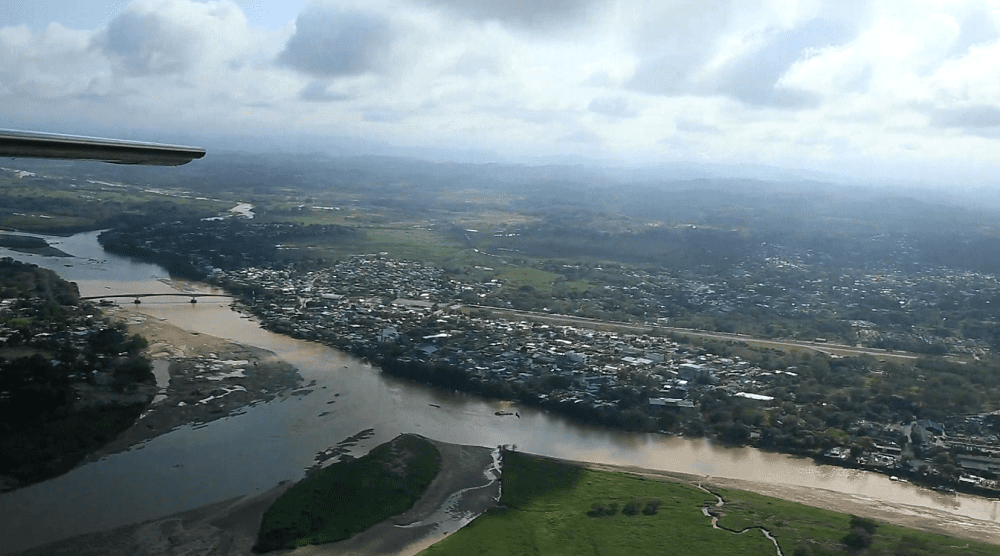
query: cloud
711 19 854 108
419 0 600 30
0 23 111 98
588 97 636 118
947 5 1000 58
98 0 250 76
450 51 507 76
628 55 698 96
558 129 602 145
675 117 721 134
278 4 394 77
631 17 856 109
363 107 408 122
931 105 1000 129
8 0 1000 181
299 81 352 101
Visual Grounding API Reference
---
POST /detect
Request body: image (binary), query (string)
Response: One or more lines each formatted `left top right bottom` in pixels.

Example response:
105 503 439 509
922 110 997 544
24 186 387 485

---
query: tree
843 527 873 550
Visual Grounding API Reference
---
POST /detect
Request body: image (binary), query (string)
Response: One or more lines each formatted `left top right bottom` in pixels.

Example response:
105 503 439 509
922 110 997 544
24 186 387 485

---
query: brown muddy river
1 230 999 554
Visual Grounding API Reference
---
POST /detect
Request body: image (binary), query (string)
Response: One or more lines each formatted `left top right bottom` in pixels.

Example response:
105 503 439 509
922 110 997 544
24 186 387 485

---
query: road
463 305 918 361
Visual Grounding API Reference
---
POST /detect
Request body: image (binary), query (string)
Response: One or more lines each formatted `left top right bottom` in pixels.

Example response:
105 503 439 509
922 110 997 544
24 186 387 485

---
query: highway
464 305 918 361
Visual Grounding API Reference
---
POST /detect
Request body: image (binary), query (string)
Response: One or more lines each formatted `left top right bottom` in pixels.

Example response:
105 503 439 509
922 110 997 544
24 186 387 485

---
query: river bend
0 231 998 553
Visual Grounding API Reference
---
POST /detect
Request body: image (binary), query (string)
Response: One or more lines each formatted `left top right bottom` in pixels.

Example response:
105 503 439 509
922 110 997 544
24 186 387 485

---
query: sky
3 0 1000 185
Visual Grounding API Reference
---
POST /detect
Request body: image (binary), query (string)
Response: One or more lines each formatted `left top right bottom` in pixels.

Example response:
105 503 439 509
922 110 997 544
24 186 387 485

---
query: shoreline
12 437 500 556
96 306 1000 548
15 445 1000 555
538 455 1000 547
81 307 304 463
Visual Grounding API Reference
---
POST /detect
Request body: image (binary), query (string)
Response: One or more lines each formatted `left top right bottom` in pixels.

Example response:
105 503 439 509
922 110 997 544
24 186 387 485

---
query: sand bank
14 438 499 556
82 308 303 462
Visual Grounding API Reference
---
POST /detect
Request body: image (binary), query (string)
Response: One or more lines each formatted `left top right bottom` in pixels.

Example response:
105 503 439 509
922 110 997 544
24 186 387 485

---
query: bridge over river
80 293 230 304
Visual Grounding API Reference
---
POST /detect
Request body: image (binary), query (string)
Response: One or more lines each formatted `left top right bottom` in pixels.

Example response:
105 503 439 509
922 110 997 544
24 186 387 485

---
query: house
649 397 695 408
378 326 399 343
916 419 945 436
957 455 1000 475
416 344 439 356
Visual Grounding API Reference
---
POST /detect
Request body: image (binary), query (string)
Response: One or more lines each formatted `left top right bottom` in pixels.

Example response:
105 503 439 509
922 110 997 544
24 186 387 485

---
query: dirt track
17 445 1000 555
566 459 1000 547
13 307 997 553
287 439 499 556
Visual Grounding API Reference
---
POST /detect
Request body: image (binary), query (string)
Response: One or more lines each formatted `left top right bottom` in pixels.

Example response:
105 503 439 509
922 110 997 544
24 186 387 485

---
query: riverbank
16 442 1000 555
81 307 304 462
0 233 72 257
71 306 1000 549
556 458 1000 547
215 263 998 499
11 437 500 556
423 451 1000 556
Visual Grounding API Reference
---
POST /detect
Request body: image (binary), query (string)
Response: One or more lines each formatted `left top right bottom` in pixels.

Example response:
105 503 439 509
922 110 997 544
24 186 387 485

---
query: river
1 230 999 553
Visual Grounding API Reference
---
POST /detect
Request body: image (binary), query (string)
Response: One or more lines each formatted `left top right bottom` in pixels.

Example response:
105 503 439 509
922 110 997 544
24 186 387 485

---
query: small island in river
0 233 71 257
12 444 1000 556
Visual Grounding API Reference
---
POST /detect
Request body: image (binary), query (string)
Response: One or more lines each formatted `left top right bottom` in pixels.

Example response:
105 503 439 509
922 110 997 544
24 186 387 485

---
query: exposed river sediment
2 231 1000 554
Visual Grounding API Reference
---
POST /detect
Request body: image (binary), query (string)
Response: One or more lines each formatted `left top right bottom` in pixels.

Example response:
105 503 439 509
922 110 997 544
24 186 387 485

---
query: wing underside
0 130 205 166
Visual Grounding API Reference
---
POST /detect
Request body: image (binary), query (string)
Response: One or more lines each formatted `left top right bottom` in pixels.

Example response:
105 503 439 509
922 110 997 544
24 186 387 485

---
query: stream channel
1 230 999 553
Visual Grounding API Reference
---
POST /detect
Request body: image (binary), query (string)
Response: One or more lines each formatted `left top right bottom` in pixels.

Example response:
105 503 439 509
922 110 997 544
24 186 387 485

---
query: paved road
464 305 918 361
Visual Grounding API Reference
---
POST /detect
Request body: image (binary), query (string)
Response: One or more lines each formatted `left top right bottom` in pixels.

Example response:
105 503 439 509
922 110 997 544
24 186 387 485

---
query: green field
419 451 1000 556
254 434 441 552
0 174 230 232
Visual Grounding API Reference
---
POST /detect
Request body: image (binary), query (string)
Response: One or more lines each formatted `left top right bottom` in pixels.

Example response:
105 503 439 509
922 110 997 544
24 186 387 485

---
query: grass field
491 266 590 295
0 174 230 232
419 451 1000 556
254 434 441 552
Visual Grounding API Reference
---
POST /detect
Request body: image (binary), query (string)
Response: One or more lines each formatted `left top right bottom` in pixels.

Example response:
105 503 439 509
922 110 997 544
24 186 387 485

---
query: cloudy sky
3 0 1000 184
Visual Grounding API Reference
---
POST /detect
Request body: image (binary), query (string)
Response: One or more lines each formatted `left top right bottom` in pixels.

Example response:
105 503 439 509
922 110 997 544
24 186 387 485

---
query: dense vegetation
0 167 228 233
254 434 441 552
419 451 1000 556
99 218 357 279
0 258 153 491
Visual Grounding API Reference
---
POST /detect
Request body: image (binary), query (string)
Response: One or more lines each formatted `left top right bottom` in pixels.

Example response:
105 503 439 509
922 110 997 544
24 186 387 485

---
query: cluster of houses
0 291 102 373
210 254 1000 494
213 256 796 415
822 418 1000 493
578 256 996 357
0 262 155 406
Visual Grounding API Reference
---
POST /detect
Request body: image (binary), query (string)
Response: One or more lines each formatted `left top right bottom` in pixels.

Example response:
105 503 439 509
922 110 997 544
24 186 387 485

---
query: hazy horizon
5 1 1000 188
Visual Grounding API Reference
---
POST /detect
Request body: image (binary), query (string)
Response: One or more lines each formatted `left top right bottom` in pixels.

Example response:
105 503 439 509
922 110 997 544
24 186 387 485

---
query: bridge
81 293 230 304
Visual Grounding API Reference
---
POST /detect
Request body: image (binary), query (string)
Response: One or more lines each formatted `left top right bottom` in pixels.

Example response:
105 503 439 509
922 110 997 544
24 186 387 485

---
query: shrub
587 502 619 517
642 499 661 515
622 500 641 515
843 527 873 550
849 515 878 534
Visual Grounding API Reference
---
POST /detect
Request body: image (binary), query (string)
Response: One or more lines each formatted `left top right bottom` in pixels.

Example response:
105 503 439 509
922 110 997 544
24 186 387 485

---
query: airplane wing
0 129 205 166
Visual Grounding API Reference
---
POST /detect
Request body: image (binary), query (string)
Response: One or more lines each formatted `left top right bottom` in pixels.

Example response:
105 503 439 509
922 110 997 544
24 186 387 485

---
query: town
7 161 1000 499
212 254 1000 496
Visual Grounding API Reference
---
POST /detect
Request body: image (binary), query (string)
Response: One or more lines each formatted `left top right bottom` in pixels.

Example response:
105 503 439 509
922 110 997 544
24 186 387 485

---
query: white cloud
97 0 253 75
418 0 602 30
0 23 110 98
4 0 1000 182
588 97 637 118
278 4 394 77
